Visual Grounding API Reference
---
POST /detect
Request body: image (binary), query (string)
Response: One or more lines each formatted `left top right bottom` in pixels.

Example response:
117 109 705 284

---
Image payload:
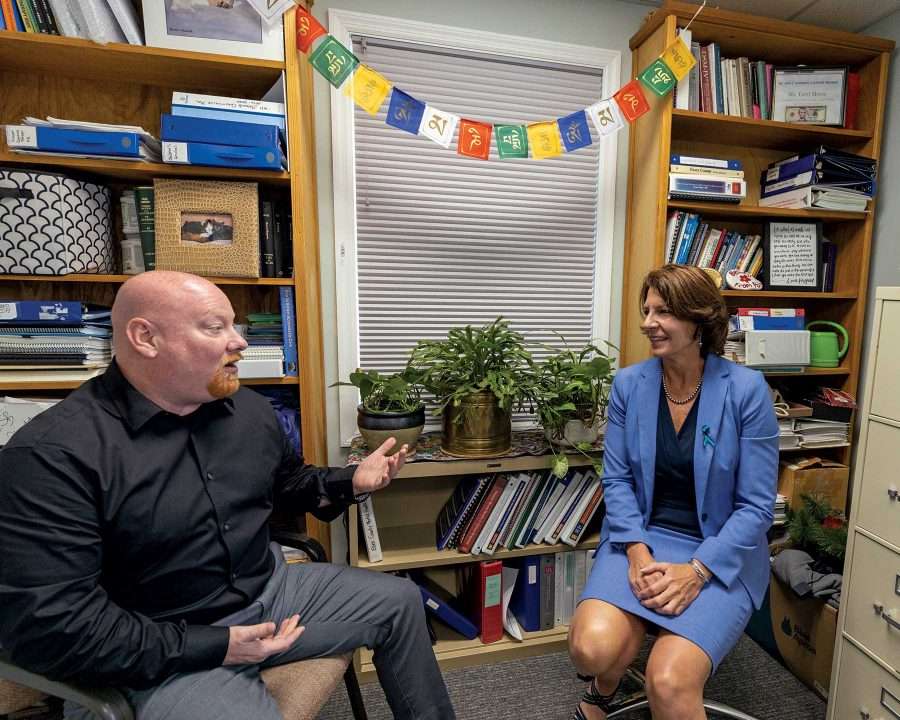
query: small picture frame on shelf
771 67 848 126
154 179 260 278
141 0 284 61
762 220 822 292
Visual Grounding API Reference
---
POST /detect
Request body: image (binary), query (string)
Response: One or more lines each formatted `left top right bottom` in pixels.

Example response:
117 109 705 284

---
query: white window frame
329 9 621 446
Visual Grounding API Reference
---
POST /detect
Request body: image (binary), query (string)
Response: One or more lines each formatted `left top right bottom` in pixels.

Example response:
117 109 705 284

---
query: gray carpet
317 635 826 719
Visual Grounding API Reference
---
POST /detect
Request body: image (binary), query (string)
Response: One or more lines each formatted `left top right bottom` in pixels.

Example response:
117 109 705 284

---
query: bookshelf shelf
763 367 851 377
0 151 291 186
666 199 867 222
0 274 295 286
355 523 600 572
0 30 284 96
671 109 872 151
720 290 857 299
358 624 572 679
394 452 595 480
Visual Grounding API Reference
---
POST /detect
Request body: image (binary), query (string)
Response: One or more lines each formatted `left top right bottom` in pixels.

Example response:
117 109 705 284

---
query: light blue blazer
600 352 779 608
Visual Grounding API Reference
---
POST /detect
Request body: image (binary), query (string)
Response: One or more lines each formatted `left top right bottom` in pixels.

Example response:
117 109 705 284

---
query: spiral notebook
435 475 492 551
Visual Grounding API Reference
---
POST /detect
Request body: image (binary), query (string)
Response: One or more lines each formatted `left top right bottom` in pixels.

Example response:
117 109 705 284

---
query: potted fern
408 317 535 458
534 338 615 477
334 368 425 458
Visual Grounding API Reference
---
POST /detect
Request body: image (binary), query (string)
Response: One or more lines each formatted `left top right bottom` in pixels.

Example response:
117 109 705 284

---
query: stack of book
675 35 859 129
665 210 762 276
433 468 604 557
724 308 807 370
235 287 298 379
161 92 287 172
668 154 746 204
0 300 112 384
759 147 877 212
4 117 161 162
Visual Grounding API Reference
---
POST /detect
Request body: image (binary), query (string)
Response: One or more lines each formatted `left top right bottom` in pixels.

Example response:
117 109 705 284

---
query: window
330 11 619 443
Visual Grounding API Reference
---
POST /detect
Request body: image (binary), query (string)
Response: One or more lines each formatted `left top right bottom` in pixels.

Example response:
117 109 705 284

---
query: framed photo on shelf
771 67 848 126
154 179 260 278
762 220 822 292
141 0 284 61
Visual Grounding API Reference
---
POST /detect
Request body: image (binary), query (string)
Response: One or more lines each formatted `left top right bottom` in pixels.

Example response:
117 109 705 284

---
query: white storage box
0 167 115 275
744 330 810 368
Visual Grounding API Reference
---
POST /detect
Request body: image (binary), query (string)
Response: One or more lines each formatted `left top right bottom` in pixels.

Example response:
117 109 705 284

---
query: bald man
0 272 454 720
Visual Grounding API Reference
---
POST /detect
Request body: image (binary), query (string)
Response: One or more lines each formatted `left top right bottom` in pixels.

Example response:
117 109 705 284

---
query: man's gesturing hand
352 437 408 495
223 615 304 665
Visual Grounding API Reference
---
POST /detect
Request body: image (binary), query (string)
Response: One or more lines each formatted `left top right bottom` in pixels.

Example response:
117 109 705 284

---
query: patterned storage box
0 167 114 275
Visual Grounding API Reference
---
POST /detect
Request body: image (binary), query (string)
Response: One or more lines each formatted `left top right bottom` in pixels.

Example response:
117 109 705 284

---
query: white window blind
337 31 616 442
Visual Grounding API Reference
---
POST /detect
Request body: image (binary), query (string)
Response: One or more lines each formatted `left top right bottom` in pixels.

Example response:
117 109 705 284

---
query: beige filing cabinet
828 287 900 720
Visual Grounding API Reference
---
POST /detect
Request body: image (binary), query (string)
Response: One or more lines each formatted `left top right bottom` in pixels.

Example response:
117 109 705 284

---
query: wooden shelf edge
0 274 294 286
393 451 597 479
720 290 857 299
356 535 600 573
671 109 872 142
667 200 867 221
762 367 850 376
0 151 291 185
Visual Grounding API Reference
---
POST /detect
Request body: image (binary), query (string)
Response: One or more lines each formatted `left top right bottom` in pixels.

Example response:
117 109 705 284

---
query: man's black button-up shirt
0 361 356 688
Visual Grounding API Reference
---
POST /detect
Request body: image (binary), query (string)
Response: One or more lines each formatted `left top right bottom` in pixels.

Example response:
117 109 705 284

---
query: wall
856 12 900 426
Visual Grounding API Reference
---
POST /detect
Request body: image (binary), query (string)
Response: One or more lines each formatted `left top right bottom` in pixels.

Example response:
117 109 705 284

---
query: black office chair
0 534 367 720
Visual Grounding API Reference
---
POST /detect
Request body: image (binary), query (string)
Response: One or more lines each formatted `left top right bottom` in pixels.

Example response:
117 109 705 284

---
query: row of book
160 92 287 172
5 93 287 172
117 185 294 280
238 288 298 378
408 550 593 644
0 0 142 44
674 34 858 128
668 153 746 204
759 147 877 212
665 209 762 277
436 469 604 557
0 300 111 385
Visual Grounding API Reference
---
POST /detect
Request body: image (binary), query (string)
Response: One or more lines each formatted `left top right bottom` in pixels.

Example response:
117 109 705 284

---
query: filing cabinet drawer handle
873 602 900 630
882 687 900 720
889 487 899 501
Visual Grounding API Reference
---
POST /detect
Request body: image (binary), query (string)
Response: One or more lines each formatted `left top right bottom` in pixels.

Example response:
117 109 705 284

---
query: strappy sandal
572 676 622 720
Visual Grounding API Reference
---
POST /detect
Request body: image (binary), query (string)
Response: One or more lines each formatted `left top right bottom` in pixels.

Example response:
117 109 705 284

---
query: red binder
470 559 503 644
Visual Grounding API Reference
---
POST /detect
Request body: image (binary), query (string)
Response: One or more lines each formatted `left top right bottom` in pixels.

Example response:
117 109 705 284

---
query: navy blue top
649 385 702 538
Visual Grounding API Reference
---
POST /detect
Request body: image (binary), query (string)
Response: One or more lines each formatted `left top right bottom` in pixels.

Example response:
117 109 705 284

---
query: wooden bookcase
0 7 333 549
347 451 601 682
622 1 894 470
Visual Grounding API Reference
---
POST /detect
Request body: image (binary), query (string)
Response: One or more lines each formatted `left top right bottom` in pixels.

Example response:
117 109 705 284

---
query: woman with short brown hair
569 264 778 720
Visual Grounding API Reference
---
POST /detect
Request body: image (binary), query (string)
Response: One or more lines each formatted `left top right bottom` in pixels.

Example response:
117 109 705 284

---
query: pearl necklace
662 374 702 405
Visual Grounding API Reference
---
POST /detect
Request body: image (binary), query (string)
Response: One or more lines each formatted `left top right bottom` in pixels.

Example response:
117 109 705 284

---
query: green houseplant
533 338 616 477
408 317 535 457
334 368 425 457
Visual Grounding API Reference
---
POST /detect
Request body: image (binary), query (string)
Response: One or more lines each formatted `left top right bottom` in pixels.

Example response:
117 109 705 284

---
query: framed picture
141 0 284 61
771 67 848 126
763 221 822 292
154 179 260 278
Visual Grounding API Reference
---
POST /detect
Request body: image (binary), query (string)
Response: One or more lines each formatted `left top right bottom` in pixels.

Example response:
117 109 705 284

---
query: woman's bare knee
568 601 643 677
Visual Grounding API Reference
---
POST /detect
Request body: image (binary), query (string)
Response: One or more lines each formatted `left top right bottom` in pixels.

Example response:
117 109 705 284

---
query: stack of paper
778 419 802 450
794 418 850 448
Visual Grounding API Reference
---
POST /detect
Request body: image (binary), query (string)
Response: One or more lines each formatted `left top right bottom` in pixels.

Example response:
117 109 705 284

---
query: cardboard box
769 573 838 699
778 457 850 514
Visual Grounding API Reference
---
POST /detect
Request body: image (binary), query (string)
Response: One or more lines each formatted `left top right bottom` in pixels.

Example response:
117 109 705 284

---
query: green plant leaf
552 455 569 478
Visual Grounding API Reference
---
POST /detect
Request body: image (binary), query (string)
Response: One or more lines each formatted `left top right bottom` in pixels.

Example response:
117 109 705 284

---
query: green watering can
807 321 849 368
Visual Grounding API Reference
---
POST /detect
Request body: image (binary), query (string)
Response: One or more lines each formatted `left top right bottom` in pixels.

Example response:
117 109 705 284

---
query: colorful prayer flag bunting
526 122 562 159
494 124 528 159
350 65 392 116
457 119 492 160
639 59 676 97
385 88 426 135
420 105 459 148
660 34 696 81
309 36 359 88
613 79 651 122
295 6 327 54
586 99 625 137
557 110 592 152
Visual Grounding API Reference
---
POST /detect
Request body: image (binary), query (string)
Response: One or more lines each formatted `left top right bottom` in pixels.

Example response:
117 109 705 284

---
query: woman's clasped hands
626 543 707 616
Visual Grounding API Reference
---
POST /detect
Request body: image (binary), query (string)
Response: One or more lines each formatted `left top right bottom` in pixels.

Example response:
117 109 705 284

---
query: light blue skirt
580 525 753 672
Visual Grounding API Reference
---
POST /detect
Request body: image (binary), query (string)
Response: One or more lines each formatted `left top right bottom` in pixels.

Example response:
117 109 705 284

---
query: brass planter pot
441 389 511 458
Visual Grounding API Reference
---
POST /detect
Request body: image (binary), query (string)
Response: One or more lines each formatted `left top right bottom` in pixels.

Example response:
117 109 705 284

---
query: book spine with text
358 495 382 563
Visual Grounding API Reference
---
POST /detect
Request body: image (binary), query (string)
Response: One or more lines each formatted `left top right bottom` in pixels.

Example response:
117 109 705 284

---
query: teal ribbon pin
701 424 715 448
